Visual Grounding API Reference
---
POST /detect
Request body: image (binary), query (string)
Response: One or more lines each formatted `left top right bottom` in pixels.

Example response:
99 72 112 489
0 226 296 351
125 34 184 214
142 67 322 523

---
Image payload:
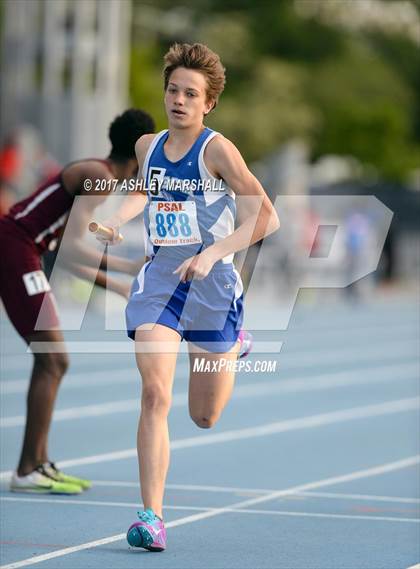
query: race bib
22 270 51 296
149 201 202 247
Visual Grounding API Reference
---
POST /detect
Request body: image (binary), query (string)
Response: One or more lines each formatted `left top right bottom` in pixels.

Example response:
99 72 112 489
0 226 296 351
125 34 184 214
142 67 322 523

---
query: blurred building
0 0 131 164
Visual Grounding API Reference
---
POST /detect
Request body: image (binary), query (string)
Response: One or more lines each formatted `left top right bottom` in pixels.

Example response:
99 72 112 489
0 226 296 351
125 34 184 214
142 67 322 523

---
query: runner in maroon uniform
0 109 155 494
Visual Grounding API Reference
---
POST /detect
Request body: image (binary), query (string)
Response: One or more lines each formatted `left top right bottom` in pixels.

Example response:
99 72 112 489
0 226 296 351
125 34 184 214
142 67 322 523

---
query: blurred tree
310 41 420 179
129 43 167 132
366 30 420 139
250 1 346 63
129 0 420 181
193 0 345 62
194 14 256 87
193 13 316 161
207 58 318 162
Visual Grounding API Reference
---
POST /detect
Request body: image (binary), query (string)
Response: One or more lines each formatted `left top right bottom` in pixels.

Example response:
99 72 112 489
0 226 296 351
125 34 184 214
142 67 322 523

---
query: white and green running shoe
43 462 92 491
10 465 82 495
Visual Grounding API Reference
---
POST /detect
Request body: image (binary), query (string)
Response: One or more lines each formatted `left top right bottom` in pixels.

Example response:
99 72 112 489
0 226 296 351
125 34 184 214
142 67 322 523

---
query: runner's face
165 67 214 129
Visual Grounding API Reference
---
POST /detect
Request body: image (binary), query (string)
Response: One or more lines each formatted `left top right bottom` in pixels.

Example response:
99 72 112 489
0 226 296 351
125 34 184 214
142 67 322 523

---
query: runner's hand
94 224 123 246
173 250 216 283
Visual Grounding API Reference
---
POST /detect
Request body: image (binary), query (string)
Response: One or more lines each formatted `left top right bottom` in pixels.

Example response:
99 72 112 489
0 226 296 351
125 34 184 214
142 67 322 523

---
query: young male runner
0 109 155 494
99 44 279 551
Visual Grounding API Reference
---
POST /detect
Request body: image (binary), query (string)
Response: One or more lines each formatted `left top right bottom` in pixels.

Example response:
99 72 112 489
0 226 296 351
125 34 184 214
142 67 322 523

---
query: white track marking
22 322 420 354
91 480 271 494
26 340 283 354
0 400 140 427
230 509 419 524
0 533 127 569
85 481 420 504
0 368 139 394
1 397 418 480
298 491 420 505
27 321 418 350
3 480 418 505
5 480 418 504
0 456 418 569
406 564 420 569
278 340 418 370
0 496 209 512
224 362 418 399
1 497 417 525
1 338 417 394
1 361 418 427
0 397 418 481
1 323 417 378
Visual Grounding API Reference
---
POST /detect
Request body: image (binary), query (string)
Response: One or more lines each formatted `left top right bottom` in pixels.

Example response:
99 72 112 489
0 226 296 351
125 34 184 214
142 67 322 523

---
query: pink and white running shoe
238 329 253 359
127 508 166 552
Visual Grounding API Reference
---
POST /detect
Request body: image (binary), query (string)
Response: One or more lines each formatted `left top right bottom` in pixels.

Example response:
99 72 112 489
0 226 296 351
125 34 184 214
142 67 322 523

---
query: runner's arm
203 136 280 262
58 261 132 299
173 136 280 282
59 162 140 274
98 135 154 234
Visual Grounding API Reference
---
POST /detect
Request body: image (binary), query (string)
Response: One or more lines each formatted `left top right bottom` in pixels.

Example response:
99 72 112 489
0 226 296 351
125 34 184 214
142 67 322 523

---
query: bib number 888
155 213 192 238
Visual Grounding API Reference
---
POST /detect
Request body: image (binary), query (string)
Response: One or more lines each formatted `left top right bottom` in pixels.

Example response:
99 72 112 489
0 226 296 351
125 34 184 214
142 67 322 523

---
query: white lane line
24 322 420 355
1 338 417 395
233 508 420 524
1 396 419 481
223 362 418 399
1 497 417 525
229 509 419 524
0 368 139 395
26 340 282 354
0 496 208 512
0 455 418 569
279 344 418 372
91 480 271 494
1 361 418 427
22 317 416 354
298 491 420 505
0 400 140 428
0 533 127 569
3 480 418 504
87 482 420 504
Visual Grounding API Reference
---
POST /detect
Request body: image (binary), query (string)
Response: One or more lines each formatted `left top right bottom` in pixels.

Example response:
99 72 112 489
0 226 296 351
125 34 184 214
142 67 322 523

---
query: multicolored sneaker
238 329 253 359
127 508 166 552
10 465 82 495
42 462 92 491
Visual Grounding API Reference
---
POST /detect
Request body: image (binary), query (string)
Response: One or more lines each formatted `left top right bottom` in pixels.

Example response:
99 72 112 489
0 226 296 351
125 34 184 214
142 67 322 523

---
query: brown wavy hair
163 43 226 112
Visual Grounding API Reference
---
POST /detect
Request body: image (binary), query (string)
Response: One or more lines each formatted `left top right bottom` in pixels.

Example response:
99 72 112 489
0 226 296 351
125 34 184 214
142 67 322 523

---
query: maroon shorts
0 218 60 338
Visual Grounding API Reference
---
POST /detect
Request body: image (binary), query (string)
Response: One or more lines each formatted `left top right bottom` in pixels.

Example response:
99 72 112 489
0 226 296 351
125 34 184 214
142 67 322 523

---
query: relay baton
88 222 123 243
